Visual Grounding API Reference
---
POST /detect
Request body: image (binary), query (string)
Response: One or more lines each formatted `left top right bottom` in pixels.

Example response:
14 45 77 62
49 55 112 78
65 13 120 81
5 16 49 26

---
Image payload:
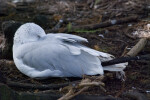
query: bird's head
13 23 46 45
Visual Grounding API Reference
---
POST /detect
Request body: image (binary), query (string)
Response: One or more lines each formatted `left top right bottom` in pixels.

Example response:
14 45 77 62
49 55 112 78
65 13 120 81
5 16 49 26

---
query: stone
2 21 22 42
122 91 148 100
1 21 22 59
33 15 49 29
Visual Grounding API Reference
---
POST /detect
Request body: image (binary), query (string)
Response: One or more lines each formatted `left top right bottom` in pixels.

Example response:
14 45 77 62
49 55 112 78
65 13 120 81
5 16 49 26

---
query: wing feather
19 33 127 78
47 33 88 43
21 35 103 77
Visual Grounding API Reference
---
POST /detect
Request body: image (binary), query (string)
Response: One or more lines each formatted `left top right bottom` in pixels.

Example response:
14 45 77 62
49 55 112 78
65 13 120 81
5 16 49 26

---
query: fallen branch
57 16 138 33
126 38 147 57
6 80 80 90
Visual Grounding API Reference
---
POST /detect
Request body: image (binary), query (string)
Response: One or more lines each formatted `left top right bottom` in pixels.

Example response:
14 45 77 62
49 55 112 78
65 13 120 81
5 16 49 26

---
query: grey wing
21 33 105 77
47 33 88 43
22 33 127 78
52 33 128 72
22 43 104 77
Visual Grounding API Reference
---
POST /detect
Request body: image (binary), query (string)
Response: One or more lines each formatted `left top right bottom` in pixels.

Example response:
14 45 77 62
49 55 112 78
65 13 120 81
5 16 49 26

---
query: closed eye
37 35 41 38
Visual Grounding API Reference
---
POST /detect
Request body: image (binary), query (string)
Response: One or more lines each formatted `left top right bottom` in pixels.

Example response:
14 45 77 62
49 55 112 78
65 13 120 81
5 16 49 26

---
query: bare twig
58 76 104 100
6 2 16 8
79 81 104 87
59 86 89 100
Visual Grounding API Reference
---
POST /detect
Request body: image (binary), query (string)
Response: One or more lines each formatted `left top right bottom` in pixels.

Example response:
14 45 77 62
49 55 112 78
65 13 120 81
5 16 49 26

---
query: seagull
13 23 127 79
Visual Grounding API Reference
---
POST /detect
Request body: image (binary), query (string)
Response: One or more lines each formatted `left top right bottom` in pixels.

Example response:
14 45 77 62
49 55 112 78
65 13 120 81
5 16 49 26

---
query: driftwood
126 38 147 57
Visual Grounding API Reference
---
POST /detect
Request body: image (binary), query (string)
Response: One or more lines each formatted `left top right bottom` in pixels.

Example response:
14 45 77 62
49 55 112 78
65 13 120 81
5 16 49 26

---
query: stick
126 38 147 57
58 86 89 100
101 38 148 66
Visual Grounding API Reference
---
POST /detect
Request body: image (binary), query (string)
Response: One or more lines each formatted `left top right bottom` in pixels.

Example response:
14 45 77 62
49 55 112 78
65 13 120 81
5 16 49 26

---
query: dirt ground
0 0 150 100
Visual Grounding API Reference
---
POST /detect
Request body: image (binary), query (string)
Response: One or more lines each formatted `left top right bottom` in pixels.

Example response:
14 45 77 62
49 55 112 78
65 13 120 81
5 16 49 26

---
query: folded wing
21 33 127 78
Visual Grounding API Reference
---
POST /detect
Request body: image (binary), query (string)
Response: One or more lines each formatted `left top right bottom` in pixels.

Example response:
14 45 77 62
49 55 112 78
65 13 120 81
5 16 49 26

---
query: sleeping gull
13 23 127 79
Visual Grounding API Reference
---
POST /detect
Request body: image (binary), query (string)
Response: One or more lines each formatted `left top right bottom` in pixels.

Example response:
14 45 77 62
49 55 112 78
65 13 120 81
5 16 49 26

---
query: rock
1 21 22 59
2 21 22 42
33 15 50 29
122 91 149 100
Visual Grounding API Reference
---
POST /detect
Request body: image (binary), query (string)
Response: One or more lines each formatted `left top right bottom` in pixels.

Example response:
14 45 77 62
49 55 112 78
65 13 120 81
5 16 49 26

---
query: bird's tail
101 54 150 80
101 55 150 66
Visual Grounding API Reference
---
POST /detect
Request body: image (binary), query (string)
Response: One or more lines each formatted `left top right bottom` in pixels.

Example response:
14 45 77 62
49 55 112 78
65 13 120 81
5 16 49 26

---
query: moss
95 0 101 5
74 29 102 33
98 47 110 52
67 22 72 32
